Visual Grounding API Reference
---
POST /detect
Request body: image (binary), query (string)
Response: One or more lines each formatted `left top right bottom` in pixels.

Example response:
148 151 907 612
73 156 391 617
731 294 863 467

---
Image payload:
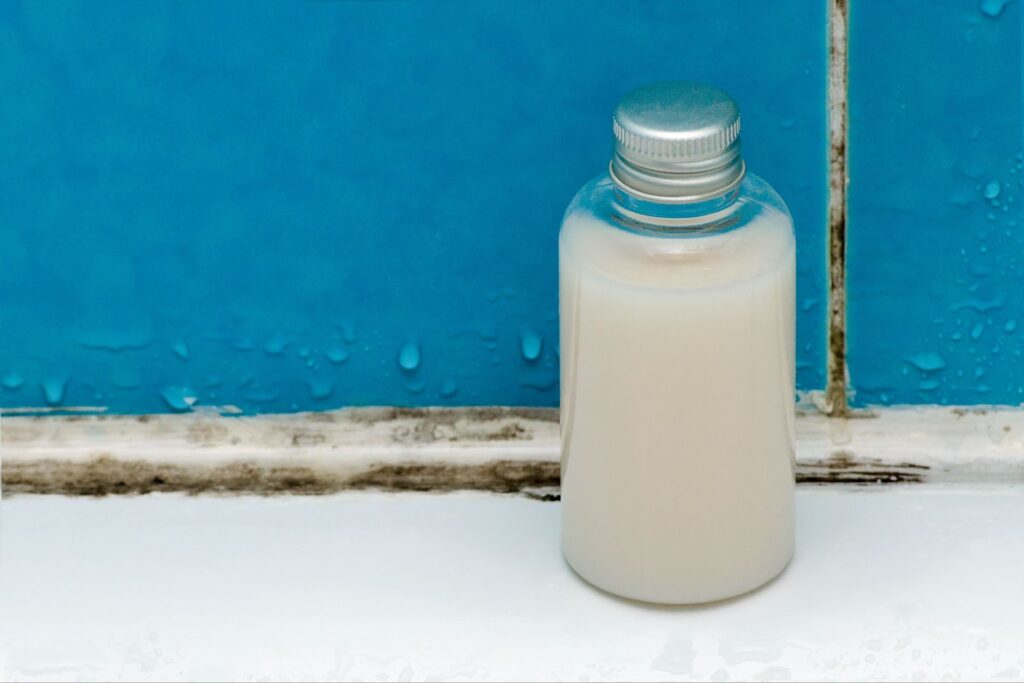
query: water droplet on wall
398 340 421 372
979 0 1011 18
326 346 350 364
172 339 190 360
983 180 1001 199
906 352 946 372
952 292 1005 313
441 378 458 398
298 347 311 359
2 371 25 390
1005 319 1017 333
308 378 334 401
264 334 290 356
519 328 543 361
971 323 985 340
160 386 195 412
41 376 67 405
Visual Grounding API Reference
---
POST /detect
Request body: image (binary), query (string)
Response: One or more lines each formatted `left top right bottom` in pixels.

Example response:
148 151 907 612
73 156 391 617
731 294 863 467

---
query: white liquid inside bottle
559 82 796 604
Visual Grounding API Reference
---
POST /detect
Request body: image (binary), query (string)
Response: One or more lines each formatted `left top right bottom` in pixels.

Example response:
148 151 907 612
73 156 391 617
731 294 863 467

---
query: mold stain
346 406 559 425
4 450 927 499
2 456 561 499
825 0 849 417
3 409 931 499
796 450 929 485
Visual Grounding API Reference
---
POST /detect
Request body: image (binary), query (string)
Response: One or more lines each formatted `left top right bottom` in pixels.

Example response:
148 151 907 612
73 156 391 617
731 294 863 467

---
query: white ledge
2 489 1024 681
3 406 1024 495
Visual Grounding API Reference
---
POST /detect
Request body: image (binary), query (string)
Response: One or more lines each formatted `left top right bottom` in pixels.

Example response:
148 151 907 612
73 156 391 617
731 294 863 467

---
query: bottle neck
610 183 742 229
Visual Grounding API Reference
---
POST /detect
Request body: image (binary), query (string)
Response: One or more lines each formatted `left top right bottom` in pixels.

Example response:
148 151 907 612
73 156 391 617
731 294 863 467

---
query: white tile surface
2 489 1024 681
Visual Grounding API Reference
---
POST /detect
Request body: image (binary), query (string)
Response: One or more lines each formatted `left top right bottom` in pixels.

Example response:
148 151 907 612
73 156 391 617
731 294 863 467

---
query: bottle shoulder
560 173 794 289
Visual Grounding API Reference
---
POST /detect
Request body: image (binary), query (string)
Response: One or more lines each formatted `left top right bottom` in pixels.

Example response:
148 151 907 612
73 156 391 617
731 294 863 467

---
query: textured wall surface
0 0 827 413
847 0 1023 405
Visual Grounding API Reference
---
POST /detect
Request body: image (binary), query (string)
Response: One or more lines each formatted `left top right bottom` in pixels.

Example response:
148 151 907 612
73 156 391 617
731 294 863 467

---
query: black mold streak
797 450 929 485
4 450 929 498
826 0 849 417
2 457 561 499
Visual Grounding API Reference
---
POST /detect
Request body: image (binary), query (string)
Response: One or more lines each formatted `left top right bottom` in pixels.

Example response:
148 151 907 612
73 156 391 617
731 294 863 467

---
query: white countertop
2 488 1024 681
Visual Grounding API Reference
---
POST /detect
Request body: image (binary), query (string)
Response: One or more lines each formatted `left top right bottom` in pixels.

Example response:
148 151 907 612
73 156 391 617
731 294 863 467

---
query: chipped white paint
3 406 1024 492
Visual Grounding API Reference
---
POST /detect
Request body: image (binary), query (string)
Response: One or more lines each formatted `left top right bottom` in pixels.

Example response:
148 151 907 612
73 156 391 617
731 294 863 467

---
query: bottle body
559 172 796 604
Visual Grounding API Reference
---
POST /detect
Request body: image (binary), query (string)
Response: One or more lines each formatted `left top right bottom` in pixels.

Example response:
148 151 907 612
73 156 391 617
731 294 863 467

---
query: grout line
4 407 1024 496
826 0 850 416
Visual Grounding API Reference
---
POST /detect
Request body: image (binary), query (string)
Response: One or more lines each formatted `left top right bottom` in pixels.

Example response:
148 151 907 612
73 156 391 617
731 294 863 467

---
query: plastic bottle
559 81 796 604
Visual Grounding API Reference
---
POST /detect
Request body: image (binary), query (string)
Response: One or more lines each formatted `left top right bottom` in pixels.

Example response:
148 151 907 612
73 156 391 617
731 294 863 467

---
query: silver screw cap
610 81 745 203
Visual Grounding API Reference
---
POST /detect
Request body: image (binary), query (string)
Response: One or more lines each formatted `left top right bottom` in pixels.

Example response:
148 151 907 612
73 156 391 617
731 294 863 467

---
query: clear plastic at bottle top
559 81 796 605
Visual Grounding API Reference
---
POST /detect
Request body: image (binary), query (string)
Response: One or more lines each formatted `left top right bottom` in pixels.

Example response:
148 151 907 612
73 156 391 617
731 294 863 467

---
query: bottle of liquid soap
559 81 796 604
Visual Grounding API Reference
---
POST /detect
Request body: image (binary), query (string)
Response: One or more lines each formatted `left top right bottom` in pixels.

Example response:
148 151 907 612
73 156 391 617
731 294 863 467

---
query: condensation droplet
160 385 195 412
172 339 190 360
979 0 1012 18
264 333 290 356
41 376 67 406
906 352 946 372
519 328 543 361
398 340 421 372
308 378 334 401
2 371 25 390
326 346 350 364
441 378 458 398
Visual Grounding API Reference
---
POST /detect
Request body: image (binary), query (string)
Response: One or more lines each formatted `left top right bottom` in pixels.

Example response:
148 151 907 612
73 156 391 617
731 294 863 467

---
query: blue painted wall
847 0 1023 405
0 0 827 413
